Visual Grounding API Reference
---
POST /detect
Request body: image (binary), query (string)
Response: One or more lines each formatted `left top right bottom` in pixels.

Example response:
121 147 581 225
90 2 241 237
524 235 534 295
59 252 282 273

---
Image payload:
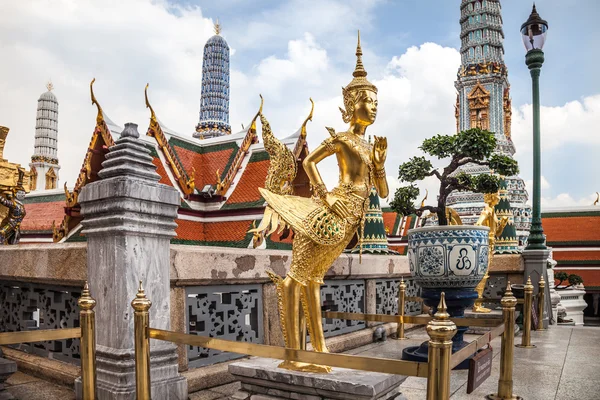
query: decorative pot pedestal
402 288 478 369
229 358 406 400
402 225 491 370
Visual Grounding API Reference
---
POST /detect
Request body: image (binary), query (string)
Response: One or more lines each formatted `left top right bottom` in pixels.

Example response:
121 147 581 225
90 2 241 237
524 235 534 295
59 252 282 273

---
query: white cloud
0 0 596 211
512 95 600 152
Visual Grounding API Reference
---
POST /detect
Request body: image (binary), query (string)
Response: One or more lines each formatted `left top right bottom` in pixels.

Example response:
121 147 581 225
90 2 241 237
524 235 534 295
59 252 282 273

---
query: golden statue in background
473 192 508 313
250 32 388 372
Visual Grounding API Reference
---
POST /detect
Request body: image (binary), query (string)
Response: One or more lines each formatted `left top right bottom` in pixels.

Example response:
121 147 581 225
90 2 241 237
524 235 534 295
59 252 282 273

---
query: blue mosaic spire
194 20 231 139
459 0 504 65
447 0 531 250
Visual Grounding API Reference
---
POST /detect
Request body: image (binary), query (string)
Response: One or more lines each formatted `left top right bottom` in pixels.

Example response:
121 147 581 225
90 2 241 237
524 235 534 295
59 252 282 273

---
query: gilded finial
300 98 314 140
250 95 264 132
420 189 429 208
144 83 157 125
435 292 450 320
131 280 152 311
214 18 221 35
90 78 104 125
78 281 96 311
526 276 533 286
46 81 54 92
353 30 366 78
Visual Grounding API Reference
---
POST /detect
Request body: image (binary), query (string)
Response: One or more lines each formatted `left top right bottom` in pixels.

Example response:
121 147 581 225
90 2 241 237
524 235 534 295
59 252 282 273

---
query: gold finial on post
395 277 408 340
426 292 457 400
537 275 546 331
517 277 535 348
46 81 54 92
487 282 522 400
132 280 152 398
90 78 104 125
78 281 97 400
300 98 314 140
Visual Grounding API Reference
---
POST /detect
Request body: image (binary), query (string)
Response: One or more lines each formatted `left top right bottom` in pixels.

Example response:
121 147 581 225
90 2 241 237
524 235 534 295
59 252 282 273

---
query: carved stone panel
321 280 365 337
186 284 263 368
375 278 422 317
0 281 81 365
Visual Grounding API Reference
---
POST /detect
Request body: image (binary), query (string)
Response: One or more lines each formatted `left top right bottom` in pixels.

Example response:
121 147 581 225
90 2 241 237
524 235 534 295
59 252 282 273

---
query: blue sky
0 0 598 207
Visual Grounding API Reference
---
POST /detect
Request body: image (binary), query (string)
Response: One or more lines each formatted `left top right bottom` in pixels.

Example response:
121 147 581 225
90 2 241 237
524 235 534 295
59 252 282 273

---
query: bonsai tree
390 128 519 225
555 272 584 288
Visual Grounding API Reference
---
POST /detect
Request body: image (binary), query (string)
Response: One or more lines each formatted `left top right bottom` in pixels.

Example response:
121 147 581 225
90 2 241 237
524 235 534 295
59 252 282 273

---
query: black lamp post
521 4 548 250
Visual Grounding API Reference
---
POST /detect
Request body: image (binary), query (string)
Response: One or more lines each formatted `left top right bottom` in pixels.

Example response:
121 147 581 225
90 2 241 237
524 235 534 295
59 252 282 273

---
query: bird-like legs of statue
276 276 331 373
473 272 492 313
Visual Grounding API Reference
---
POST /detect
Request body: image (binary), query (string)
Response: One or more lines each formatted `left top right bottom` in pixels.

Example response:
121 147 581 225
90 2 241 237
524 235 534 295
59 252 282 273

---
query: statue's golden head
484 192 500 207
339 32 378 126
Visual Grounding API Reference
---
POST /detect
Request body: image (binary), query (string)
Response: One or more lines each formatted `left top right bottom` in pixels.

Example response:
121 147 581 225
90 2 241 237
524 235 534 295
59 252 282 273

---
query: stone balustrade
556 288 587 326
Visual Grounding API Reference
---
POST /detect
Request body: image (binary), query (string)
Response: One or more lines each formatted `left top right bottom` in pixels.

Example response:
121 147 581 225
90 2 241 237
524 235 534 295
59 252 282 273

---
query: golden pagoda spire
353 30 367 78
46 81 54 92
214 18 221 35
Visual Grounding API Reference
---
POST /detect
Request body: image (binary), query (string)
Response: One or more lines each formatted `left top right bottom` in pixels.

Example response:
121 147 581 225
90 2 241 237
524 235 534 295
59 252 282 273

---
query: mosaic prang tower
194 20 232 139
29 82 61 191
447 0 531 251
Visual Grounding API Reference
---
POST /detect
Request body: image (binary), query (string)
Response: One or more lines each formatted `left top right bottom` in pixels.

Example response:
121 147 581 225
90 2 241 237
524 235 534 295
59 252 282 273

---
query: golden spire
214 18 221 35
46 81 54 92
353 30 367 78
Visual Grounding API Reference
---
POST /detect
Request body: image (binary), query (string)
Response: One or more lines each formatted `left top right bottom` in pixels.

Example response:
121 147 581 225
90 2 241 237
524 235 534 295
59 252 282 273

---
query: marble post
546 256 561 324
522 249 551 329
77 123 187 399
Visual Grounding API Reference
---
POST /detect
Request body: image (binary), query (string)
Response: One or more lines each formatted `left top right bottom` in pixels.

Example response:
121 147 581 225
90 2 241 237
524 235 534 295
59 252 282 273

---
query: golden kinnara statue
250 32 388 372
473 192 508 313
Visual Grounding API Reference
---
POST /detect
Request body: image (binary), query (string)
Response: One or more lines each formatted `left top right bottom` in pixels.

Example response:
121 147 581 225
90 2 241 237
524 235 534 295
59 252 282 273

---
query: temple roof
19 85 308 251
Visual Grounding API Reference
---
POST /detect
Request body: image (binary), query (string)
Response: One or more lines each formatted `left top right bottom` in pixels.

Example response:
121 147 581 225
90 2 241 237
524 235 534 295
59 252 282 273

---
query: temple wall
0 243 523 390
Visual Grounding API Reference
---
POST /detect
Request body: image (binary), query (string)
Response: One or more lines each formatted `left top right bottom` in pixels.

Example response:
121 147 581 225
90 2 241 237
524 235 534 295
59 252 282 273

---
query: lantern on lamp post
522 3 548 250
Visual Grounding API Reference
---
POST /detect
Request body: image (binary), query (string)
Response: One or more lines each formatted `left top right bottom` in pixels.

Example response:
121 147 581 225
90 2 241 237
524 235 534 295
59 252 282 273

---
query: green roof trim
248 150 270 163
547 241 600 247
543 211 600 218
145 143 160 158
169 137 238 155
24 193 66 204
221 198 265 210
65 225 86 243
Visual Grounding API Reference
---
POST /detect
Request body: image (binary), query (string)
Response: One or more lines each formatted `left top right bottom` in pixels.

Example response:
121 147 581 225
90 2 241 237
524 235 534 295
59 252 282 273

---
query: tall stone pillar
78 123 187 399
522 249 551 329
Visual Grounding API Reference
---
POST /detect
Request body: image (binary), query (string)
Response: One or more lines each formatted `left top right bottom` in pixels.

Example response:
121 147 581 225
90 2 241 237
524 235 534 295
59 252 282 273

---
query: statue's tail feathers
248 206 290 242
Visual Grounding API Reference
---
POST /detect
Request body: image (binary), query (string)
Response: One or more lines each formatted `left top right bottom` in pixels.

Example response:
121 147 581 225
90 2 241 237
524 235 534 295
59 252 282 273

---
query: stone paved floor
3 326 598 399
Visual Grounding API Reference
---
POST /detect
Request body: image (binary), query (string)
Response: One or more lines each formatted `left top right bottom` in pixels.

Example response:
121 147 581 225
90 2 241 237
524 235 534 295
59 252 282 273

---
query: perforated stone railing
0 281 81 365
375 278 422 316
321 280 366 337
186 284 264 368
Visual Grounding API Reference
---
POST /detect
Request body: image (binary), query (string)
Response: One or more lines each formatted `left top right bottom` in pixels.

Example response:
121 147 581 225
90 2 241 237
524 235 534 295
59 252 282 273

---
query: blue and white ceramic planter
407 225 490 290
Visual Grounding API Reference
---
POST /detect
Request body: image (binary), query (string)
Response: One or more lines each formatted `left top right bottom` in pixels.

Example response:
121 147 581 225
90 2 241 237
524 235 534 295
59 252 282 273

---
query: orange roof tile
170 142 236 189
204 220 252 243
542 216 600 244
553 251 600 261
22 201 65 231
152 156 174 187
226 160 269 205
382 211 398 235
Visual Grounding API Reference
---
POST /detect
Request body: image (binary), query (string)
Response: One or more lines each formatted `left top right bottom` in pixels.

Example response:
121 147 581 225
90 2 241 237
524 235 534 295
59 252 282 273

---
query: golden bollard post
78 281 97 400
537 276 546 331
426 293 457 400
132 281 152 400
516 277 535 349
395 277 408 340
487 282 522 400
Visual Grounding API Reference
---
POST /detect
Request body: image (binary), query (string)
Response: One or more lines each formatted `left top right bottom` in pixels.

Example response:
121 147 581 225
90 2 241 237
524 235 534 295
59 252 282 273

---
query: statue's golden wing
260 113 297 196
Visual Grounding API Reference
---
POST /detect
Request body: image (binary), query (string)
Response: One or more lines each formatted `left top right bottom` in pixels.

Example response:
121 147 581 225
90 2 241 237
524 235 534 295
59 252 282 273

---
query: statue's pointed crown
344 31 377 94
